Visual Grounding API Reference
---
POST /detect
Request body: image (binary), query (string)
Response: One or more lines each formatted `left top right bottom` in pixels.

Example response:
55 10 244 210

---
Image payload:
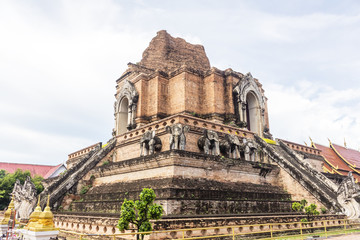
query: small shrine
20 195 59 240
0 196 18 237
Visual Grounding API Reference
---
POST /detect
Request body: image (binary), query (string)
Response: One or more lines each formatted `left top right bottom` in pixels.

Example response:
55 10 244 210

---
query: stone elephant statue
166 123 190 150
198 129 220 156
140 130 162 156
243 138 257 162
220 134 242 159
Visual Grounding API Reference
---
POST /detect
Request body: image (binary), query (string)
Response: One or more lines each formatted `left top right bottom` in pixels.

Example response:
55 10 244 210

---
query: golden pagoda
24 195 42 230
0 196 15 225
29 195 57 232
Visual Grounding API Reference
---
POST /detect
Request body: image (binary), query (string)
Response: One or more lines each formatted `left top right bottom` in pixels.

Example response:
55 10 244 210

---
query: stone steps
255 136 342 212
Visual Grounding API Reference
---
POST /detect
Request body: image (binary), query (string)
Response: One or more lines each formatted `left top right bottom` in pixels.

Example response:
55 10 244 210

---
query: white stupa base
0 224 19 237
0 224 8 236
22 229 59 240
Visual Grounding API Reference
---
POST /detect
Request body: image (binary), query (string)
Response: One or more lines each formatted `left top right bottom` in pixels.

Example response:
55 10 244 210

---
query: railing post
344 219 347 231
300 222 303 240
270 224 273 239
232 226 235 240
182 230 185 239
324 220 327 238
80 234 83 240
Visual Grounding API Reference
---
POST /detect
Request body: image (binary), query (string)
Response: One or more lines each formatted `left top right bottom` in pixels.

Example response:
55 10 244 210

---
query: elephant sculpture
243 138 257 162
198 129 220 156
220 134 242 159
140 130 162 156
166 123 190 150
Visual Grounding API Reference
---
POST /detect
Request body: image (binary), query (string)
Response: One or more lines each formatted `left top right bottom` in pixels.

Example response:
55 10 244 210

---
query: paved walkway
326 233 360 239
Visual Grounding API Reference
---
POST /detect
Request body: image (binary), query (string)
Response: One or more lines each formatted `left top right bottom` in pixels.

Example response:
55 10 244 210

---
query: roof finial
304 141 308 146
327 138 332 146
309 137 314 148
344 138 347 148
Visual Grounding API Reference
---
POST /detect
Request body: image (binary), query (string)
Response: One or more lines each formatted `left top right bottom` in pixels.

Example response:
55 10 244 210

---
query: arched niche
118 97 129 134
114 80 139 135
246 91 261 134
233 72 265 136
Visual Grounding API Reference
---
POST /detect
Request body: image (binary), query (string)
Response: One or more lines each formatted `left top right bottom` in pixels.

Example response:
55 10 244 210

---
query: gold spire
304 141 308 146
8 195 14 210
29 195 57 232
25 195 42 229
0 196 14 225
344 138 347 148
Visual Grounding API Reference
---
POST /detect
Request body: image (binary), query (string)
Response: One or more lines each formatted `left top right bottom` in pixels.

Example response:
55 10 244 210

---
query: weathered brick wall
140 30 211 72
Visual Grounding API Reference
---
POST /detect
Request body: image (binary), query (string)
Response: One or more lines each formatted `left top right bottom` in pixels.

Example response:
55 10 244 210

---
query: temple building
10 30 360 238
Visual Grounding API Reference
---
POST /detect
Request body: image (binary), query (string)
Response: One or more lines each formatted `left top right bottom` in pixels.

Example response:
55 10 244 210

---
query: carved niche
233 73 266 135
114 80 139 134
12 176 38 220
140 130 162 156
198 130 220 156
166 123 190 150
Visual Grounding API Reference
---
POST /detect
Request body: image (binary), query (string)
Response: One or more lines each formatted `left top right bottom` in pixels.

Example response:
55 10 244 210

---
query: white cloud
267 81 360 150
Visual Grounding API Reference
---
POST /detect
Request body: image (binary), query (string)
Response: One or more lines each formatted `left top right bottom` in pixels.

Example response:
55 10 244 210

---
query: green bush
117 188 163 240
80 185 91 195
292 199 319 222
321 207 327 214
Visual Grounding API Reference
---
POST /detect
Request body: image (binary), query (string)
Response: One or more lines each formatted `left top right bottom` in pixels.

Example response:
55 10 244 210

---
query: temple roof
331 143 360 167
0 162 65 179
314 142 360 182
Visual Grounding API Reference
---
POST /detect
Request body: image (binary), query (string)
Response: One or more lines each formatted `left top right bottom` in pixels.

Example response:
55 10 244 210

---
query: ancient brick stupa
36 30 358 238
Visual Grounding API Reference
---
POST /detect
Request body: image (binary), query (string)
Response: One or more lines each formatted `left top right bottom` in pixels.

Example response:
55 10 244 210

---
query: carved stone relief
166 123 190 150
140 130 162 156
337 172 360 219
198 130 220 156
12 176 38 220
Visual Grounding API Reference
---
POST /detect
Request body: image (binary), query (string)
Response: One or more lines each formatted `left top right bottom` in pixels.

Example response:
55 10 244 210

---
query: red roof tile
315 143 360 182
332 143 360 168
315 143 353 172
0 162 64 179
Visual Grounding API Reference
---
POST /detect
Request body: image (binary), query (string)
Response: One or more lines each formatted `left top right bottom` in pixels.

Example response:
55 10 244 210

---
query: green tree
117 188 163 240
292 199 319 222
0 169 44 209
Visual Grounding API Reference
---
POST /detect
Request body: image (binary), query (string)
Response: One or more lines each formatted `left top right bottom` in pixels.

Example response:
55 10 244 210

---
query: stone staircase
255 136 342 213
40 138 116 208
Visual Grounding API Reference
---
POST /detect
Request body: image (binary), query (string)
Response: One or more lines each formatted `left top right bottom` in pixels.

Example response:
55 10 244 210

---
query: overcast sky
1 0 359 165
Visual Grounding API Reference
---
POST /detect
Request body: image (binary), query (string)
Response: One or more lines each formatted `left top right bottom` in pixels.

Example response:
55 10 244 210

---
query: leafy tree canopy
117 188 163 240
0 169 44 210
